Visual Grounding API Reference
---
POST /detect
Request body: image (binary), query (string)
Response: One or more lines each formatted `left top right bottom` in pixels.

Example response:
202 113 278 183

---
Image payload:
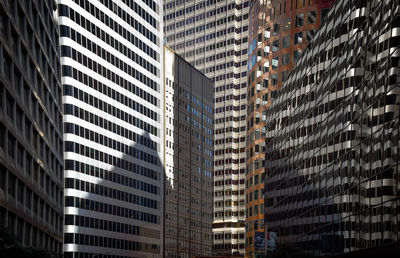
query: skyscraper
164 45 214 257
0 0 63 253
265 0 400 255
58 0 164 257
164 1 249 254
246 0 334 254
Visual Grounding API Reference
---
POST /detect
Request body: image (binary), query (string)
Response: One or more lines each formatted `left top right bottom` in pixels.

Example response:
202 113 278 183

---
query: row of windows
62 68 158 136
169 14 244 39
65 120 155 152
215 94 246 103
64 140 158 180
58 3 158 63
116 0 157 28
214 137 246 145
214 157 246 166
65 196 159 224
65 214 140 235
64 233 158 251
215 82 247 92
65 159 158 195
174 26 249 51
215 104 246 114
214 179 245 186
164 1 249 21
65 177 158 209
137 0 157 13
214 169 246 176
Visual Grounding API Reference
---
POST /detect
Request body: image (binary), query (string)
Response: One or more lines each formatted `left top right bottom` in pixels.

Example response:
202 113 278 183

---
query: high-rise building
0 0 64 253
164 0 249 254
58 0 164 257
163 46 214 257
264 0 400 255
246 0 334 254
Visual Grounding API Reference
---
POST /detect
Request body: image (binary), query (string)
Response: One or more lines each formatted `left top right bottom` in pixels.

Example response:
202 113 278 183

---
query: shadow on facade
63 129 165 258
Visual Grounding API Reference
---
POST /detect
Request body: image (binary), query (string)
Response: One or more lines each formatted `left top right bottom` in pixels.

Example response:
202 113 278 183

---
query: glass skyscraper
164 0 249 254
246 0 334 254
265 0 400 255
58 0 164 257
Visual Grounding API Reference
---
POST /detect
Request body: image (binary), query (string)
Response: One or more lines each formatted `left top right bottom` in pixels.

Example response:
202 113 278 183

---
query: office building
265 0 400 255
164 0 249 254
246 0 334 254
0 0 64 253
164 46 214 257
59 0 164 257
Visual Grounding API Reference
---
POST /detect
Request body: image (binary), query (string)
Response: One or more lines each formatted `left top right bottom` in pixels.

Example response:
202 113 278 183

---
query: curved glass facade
264 0 400 255
246 0 334 254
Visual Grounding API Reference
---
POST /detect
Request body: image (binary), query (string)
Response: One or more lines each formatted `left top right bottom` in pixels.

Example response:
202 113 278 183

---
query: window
282 53 290 66
321 9 329 22
283 19 291 31
282 36 291 48
307 30 316 42
295 14 304 27
293 50 302 62
308 11 317 24
272 57 279 69
273 22 280 35
282 70 290 82
272 40 279 52
294 32 303 45
271 74 278 85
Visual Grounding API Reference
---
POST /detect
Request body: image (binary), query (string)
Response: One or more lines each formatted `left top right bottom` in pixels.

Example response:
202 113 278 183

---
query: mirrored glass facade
246 0 334 254
265 0 400 255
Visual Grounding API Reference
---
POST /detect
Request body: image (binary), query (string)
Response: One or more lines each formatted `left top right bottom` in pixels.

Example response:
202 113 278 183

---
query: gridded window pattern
164 0 250 255
0 0 63 253
265 0 400 255
59 0 163 257
164 47 214 257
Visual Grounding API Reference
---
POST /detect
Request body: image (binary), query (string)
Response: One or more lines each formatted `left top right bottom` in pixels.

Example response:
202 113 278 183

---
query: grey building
59 0 164 257
164 46 214 257
164 0 249 254
0 0 64 253
264 0 400 255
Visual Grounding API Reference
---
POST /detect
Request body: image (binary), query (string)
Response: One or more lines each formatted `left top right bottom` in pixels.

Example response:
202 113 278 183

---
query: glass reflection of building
264 0 400 255
246 0 334 254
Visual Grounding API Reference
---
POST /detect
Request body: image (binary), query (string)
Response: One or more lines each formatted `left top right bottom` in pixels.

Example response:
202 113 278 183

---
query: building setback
59 0 164 257
265 0 400 255
0 0 64 253
246 0 334 254
164 46 214 257
164 0 249 254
